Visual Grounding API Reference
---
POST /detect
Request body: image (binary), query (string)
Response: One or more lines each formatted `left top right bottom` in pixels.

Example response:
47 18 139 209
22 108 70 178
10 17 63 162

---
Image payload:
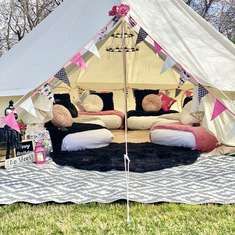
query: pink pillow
159 92 176 111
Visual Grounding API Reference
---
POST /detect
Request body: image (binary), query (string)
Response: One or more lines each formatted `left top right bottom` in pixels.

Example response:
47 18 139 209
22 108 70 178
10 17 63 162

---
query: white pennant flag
160 56 176 74
85 40 100 58
19 97 37 117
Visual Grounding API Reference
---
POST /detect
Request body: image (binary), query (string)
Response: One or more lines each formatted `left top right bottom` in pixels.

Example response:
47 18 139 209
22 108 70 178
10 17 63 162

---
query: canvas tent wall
0 0 234 96
0 0 235 145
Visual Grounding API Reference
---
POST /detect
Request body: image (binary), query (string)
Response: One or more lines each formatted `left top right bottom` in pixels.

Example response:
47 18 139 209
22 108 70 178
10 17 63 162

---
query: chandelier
106 27 139 53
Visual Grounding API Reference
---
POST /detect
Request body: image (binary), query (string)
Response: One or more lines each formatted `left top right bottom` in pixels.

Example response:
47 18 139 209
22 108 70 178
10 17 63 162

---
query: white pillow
82 94 103 112
61 129 113 151
150 129 196 149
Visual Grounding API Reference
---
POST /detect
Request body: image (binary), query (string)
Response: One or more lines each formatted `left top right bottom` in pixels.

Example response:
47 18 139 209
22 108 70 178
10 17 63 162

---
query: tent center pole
121 17 131 224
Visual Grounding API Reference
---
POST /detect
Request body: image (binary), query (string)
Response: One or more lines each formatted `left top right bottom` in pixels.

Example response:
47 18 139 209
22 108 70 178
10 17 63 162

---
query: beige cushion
82 94 103 112
180 102 204 125
142 94 162 112
51 105 73 127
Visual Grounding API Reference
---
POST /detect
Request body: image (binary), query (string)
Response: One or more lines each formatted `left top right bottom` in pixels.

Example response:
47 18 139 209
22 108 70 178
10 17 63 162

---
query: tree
0 0 64 56
185 0 235 41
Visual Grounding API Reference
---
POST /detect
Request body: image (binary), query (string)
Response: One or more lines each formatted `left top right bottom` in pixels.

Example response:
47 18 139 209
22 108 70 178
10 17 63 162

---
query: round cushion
51 104 73 127
142 94 162 112
82 95 103 112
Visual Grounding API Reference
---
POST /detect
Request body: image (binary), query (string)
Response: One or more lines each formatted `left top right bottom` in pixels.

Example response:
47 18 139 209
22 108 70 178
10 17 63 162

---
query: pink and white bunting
4 112 20 132
19 97 37 117
211 99 228 121
154 41 162 55
160 56 176 74
71 53 87 70
85 40 100 58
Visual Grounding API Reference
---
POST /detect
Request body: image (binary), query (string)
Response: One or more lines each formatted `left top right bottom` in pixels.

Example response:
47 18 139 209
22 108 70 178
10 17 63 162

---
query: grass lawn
0 202 234 235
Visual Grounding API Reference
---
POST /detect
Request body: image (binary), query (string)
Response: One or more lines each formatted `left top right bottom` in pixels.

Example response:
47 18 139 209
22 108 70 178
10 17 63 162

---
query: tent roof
0 0 234 96
0 0 117 96
124 0 235 91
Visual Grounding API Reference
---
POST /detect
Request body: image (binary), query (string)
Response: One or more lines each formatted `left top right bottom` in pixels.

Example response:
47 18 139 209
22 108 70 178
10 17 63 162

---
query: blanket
51 143 200 172
127 109 178 118
151 123 218 152
79 110 125 119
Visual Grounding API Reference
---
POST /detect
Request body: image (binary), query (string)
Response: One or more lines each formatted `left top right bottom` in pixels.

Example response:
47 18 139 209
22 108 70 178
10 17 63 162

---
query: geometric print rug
0 155 235 205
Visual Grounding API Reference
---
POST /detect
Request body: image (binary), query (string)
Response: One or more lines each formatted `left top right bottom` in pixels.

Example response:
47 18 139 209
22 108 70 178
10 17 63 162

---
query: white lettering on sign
5 152 35 169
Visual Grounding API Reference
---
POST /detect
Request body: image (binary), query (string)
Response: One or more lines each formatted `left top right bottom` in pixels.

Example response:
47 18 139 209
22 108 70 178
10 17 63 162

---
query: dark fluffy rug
51 143 200 172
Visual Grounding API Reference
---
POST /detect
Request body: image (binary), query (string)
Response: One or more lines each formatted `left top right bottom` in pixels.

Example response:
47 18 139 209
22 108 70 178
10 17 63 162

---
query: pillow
159 92 176 111
82 95 103 112
133 89 159 111
51 104 73 128
54 93 78 118
180 102 204 125
90 92 114 111
142 94 162 112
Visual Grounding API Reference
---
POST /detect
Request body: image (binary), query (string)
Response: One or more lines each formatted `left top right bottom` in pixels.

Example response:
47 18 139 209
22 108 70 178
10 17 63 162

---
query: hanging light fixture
106 25 139 53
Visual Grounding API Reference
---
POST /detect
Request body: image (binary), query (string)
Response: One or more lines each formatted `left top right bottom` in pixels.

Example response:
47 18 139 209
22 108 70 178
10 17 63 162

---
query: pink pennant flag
71 53 87 69
211 99 227 121
4 112 20 132
154 41 162 55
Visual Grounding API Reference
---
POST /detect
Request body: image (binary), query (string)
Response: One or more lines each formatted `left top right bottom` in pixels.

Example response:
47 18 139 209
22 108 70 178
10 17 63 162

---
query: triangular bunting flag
175 88 181 98
112 16 120 27
85 40 100 58
178 70 190 87
39 83 54 102
154 41 162 55
54 68 70 86
136 27 148 45
19 97 37 117
128 16 137 28
198 84 208 104
4 112 20 132
160 56 176 74
211 99 227 121
71 53 87 70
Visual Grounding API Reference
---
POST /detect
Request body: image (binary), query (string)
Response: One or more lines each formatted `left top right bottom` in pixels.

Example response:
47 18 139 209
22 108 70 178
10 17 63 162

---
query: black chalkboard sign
16 140 34 156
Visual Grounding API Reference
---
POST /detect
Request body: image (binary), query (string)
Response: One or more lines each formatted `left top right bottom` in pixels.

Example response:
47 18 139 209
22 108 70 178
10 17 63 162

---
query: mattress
128 116 178 130
78 110 124 129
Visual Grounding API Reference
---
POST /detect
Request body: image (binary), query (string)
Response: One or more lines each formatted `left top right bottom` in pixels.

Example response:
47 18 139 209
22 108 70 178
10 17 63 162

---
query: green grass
0 203 234 235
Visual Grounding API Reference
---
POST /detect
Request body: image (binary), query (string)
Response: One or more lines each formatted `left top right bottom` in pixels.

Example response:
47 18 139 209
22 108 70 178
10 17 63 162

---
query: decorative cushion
54 93 78 118
133 89 159 111
51 105 73 128
61 129 113 151
159 92 176 111
142 94 162 112
180 102 204 125
82 95 103 112
90 92 114 111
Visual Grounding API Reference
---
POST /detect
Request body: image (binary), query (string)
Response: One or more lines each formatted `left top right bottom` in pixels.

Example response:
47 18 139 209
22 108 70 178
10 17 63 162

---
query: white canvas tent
0 0 235 145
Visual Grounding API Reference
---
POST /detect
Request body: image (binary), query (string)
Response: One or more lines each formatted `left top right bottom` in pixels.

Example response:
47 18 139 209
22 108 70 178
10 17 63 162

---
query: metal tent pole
121 17 131 224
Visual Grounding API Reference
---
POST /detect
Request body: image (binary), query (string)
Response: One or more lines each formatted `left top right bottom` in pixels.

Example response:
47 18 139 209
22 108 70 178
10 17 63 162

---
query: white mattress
61 129 113 151
79 114 122 129
128 116 178 130
150 129 196 149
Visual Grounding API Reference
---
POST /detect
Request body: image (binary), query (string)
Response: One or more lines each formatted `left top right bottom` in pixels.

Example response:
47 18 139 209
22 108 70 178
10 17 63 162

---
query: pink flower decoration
117 4 130 16
109 5 118 16
108 4 130 17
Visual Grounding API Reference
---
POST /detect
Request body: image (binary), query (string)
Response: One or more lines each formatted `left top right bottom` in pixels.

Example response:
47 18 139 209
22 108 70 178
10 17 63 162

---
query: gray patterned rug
0 155 235 205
